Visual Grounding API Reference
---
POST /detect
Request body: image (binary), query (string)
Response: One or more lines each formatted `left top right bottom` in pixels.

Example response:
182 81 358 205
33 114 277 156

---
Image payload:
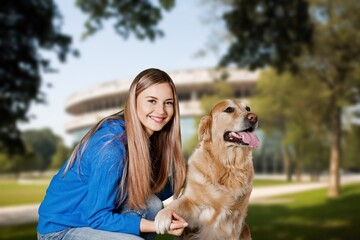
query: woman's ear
198 116 210 141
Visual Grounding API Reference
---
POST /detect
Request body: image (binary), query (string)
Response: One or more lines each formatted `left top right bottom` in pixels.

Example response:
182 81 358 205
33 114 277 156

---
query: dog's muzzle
223 113 260 148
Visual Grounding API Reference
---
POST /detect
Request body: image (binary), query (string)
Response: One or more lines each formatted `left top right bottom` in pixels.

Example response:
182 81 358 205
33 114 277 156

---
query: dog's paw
155 208 173 234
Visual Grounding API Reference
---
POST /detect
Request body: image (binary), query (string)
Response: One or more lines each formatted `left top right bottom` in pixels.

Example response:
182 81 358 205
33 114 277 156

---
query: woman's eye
224 107 234 113
148 100 156 104
165 101 174 106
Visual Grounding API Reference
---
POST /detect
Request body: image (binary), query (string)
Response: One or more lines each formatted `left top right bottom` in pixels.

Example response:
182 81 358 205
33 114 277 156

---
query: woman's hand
166 212 188 236
141 211 187 235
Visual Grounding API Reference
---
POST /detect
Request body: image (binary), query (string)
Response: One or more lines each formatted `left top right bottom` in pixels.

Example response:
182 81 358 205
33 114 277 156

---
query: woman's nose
155 103 166 114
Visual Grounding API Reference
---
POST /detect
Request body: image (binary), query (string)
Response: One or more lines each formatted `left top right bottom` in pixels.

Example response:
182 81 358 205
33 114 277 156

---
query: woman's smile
149 115 166 123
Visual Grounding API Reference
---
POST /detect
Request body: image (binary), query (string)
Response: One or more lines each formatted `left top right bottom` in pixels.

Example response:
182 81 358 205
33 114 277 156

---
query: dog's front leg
154 200 177 234
155 197 197 235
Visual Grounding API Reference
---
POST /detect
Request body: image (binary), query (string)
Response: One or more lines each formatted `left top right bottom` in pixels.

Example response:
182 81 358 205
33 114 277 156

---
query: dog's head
198 99 259 148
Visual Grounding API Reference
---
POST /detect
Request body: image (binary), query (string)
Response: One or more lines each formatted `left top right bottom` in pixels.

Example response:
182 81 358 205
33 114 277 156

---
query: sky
20 1 225 146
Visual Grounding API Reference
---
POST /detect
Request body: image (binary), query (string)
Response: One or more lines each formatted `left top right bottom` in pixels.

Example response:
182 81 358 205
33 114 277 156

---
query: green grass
0 180 48 206
0 178 288 207
247 183 360 240
253 179 292 187
157 234 174 240
1 182 359 240
0 224 37 240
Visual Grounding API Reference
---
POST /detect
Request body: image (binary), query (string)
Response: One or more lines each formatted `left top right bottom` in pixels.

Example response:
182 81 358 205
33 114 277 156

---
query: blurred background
1 0 360 239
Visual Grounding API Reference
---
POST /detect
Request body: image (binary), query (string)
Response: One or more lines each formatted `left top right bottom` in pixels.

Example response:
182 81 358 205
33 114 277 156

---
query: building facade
65 67 260 144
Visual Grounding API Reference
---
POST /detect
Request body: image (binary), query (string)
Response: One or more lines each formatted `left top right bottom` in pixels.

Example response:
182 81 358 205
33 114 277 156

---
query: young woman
37 68 188 240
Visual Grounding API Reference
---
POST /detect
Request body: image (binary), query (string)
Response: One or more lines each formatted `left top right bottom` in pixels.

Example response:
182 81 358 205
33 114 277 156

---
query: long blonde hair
65 68 186 210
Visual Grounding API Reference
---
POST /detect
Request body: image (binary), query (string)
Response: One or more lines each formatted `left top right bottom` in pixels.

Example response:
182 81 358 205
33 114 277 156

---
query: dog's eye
245 106 251 112
224 107 234 113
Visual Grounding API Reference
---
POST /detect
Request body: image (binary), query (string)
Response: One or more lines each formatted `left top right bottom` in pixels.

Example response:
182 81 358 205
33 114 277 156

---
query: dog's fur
155 99 259 240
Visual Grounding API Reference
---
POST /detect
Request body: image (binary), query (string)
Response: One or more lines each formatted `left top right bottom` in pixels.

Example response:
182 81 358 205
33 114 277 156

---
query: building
65 67 260 145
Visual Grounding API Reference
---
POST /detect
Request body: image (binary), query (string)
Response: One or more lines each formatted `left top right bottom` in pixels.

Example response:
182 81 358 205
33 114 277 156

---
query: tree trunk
282 144 292 182
328 106 342 197
295 159 302 182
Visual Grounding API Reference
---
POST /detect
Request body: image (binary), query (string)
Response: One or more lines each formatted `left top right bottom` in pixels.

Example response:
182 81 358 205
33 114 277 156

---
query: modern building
65 67 260 145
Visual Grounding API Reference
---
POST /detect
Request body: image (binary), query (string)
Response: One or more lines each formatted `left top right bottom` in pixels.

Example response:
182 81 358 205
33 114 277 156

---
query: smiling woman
37 68 187 240
136 83 175 136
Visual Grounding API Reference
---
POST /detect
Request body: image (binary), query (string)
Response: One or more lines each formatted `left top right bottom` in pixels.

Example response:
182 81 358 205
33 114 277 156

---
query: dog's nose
246 113 258 124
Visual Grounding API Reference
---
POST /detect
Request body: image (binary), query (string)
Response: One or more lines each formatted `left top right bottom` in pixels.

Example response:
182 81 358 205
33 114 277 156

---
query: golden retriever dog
155 99 259 240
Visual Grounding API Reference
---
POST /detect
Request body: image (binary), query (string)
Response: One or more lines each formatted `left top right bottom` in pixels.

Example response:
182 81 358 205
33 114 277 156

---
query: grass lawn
0 180 48 206
1 182 359 240
0 178 290 207
0 223 37 240
253 179 293 187
247 183 360 240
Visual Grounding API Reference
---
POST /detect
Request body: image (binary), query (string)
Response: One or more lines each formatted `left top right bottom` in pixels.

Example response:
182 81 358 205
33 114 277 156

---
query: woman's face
136 82 175 136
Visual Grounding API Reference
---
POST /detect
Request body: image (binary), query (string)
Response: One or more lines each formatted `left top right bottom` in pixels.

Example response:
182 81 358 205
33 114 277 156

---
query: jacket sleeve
83 135 141 235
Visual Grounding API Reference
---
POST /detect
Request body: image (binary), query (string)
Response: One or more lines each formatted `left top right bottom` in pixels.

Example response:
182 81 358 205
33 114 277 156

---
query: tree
76 0 175 40
50 138 71 169
22 128 59 171
0 128 70 174
251 68 329 182
1 0 173 155
221 0 360 197
0 0 76 154
251 70 294 180
0 151 40 176
220 0 313 72
0 150 39 174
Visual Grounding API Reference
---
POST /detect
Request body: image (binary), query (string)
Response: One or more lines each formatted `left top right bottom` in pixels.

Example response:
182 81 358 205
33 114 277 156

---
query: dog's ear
198 116 210 141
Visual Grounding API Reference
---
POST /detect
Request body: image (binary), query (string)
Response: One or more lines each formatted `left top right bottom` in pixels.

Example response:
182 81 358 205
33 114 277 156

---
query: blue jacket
37 119 173 235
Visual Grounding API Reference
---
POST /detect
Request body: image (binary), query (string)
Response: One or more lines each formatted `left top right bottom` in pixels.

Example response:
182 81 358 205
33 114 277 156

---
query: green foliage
300 0 360 103
50 138 71 169
0 0 77 154
22 128 59 171
76 0 176 40
343 124 360 171
0 128 68 173
221 0 313 71
182 134 198 160
251 68 330 178
0 152 40 174
221 0 360 193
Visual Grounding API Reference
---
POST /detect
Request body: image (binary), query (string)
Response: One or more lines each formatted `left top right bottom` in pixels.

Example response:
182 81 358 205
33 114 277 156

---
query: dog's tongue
239 132 260 148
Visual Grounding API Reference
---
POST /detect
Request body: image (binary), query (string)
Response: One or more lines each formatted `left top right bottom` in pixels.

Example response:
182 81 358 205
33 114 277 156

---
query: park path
1 174 360 226
0 203 39 226
250 174 360 203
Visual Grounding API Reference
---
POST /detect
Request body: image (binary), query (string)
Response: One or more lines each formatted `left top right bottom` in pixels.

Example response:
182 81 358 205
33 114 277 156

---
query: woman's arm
83 133 142 235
